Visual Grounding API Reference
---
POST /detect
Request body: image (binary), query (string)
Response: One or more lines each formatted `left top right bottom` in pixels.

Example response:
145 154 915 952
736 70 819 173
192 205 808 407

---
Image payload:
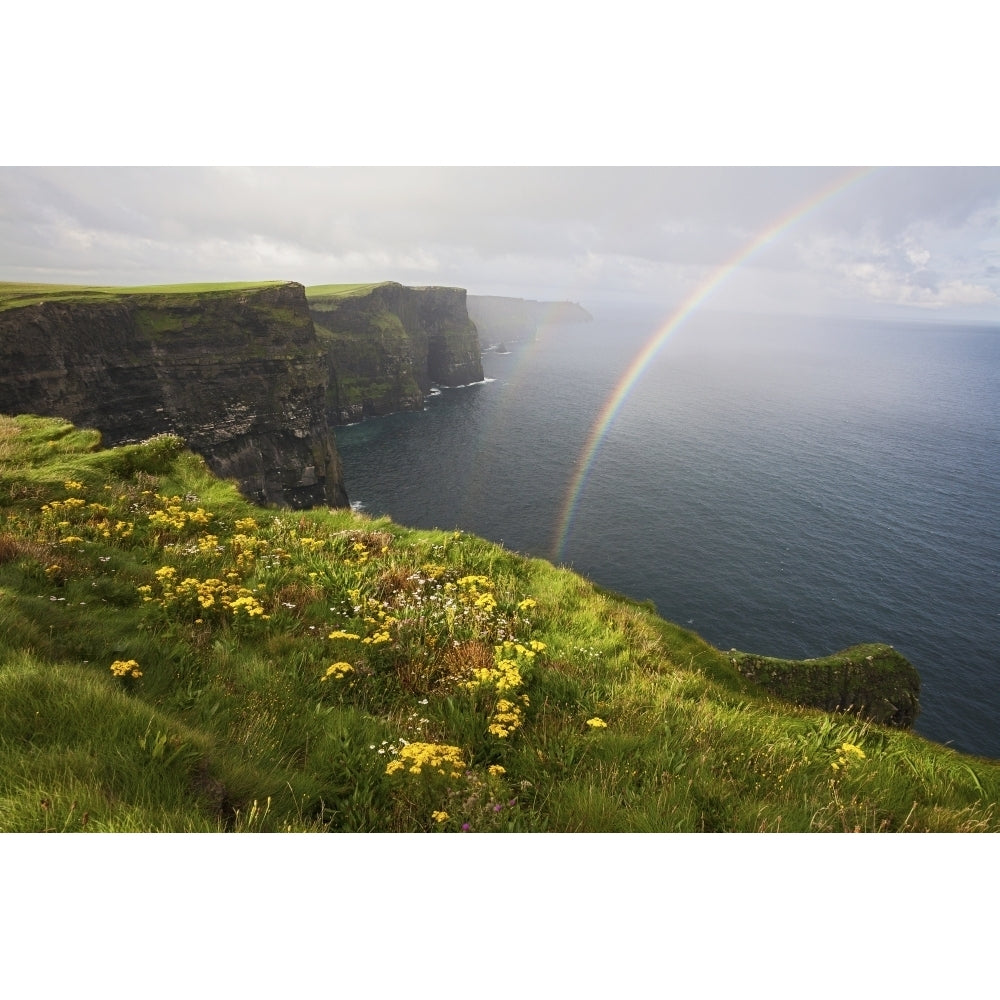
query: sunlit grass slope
1 414 997 832
0 281 287 312
305 283 387 300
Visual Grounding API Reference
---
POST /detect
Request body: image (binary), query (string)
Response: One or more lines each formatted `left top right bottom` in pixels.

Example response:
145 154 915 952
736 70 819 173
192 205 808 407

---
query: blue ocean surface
334 309 1000 760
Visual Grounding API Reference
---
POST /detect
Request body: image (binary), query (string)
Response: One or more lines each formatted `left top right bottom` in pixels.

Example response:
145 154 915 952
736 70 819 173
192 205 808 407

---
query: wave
434 377 496 390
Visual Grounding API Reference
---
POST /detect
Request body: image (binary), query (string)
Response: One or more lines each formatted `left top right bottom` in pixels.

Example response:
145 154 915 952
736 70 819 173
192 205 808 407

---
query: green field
0 281 288 312
305 283 388 300
1 413 997 832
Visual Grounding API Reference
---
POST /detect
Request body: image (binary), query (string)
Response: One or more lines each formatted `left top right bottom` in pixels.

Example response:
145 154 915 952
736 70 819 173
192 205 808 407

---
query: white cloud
904 244 931 268
836 258 995 309
797 208 1000 313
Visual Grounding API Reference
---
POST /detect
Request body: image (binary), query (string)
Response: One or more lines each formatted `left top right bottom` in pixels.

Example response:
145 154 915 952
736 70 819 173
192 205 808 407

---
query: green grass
0 281 288 312
305 283 388 300
1 413 998 832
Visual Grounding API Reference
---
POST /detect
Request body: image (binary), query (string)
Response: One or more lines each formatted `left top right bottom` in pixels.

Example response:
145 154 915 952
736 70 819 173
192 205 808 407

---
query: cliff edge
307 282 484 424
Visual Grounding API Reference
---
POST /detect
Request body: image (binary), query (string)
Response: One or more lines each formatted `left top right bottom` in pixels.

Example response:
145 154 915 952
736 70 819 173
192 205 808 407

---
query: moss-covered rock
730 643 920 727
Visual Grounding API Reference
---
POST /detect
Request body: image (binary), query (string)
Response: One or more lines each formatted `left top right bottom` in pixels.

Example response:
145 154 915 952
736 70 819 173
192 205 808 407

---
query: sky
2 165 999 321
4 3 998 325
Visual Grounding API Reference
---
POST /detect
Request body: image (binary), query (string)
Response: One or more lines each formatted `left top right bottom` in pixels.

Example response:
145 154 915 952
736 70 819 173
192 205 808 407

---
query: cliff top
305 282 387 300
0 280 292 312
306 282 468 303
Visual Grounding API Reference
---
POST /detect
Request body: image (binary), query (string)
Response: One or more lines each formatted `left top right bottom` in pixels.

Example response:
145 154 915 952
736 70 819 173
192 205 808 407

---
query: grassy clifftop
0 280 288 312
305 283 386 300
1 414 997 832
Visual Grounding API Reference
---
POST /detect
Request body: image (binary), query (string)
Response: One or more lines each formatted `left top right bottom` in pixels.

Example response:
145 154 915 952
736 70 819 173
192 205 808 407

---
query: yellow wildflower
586 717 608 729
831 741 866 772
385 742 465 778
110 659 142 679
322 662 354 682
431 811 449 823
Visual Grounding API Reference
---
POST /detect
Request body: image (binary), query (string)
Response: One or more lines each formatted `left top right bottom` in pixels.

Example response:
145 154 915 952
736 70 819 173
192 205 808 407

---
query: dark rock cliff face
0 283 349 509
307 283 483 425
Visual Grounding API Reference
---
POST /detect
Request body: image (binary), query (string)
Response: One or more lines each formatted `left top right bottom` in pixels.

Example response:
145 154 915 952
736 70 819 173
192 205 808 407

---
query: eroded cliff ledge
306 282 484 425
0 281 348 509
730 643 920 728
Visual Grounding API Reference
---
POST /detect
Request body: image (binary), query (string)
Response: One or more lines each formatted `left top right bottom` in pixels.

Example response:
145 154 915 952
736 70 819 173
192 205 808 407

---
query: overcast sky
4 5 998 323
2 166 998 321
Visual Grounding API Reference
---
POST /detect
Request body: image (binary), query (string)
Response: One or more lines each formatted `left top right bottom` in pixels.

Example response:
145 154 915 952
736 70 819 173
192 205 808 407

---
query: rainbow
551 167 875 562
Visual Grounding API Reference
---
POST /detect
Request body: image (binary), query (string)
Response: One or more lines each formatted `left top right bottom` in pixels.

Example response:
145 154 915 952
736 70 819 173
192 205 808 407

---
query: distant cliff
467 295 592 345
307 282 484 425
0 281 349 509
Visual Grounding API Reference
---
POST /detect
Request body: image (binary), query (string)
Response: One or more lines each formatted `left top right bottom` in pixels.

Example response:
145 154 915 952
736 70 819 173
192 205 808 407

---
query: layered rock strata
307 282 483 425
0 282 348 509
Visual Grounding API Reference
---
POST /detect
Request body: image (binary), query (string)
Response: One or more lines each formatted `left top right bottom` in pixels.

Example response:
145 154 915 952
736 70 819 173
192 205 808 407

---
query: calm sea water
335 309 1000 759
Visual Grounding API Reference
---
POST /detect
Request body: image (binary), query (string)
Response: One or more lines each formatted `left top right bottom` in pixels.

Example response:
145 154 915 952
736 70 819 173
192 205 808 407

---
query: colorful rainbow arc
551 166 875 563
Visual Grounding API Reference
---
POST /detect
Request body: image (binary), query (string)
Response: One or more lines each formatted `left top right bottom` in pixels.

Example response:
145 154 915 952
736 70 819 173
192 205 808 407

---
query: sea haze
334 309 1000 760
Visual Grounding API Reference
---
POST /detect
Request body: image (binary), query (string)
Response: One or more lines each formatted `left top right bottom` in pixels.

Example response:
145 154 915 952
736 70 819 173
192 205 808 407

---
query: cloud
904 243 931 268
804 239 997 310
797 189 1000 313
842 260 995 309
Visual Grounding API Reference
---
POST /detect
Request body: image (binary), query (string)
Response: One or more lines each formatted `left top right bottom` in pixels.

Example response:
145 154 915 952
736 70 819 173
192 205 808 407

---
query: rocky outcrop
730 643 920 728
307 283 483 425
0 282 348 509
467 295 593 345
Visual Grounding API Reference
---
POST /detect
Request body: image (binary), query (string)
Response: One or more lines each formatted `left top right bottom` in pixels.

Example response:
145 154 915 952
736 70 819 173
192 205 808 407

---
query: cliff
0 281 349 509
306 282 484 424
467 295 593 344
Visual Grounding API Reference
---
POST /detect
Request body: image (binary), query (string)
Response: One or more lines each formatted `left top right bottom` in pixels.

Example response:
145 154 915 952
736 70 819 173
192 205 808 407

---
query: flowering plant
110 659 142 679
831 742 866 773
385 741 465 778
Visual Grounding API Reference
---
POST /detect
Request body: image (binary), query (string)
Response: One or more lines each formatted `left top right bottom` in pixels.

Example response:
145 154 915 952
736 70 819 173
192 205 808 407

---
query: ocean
334 308 1000 760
